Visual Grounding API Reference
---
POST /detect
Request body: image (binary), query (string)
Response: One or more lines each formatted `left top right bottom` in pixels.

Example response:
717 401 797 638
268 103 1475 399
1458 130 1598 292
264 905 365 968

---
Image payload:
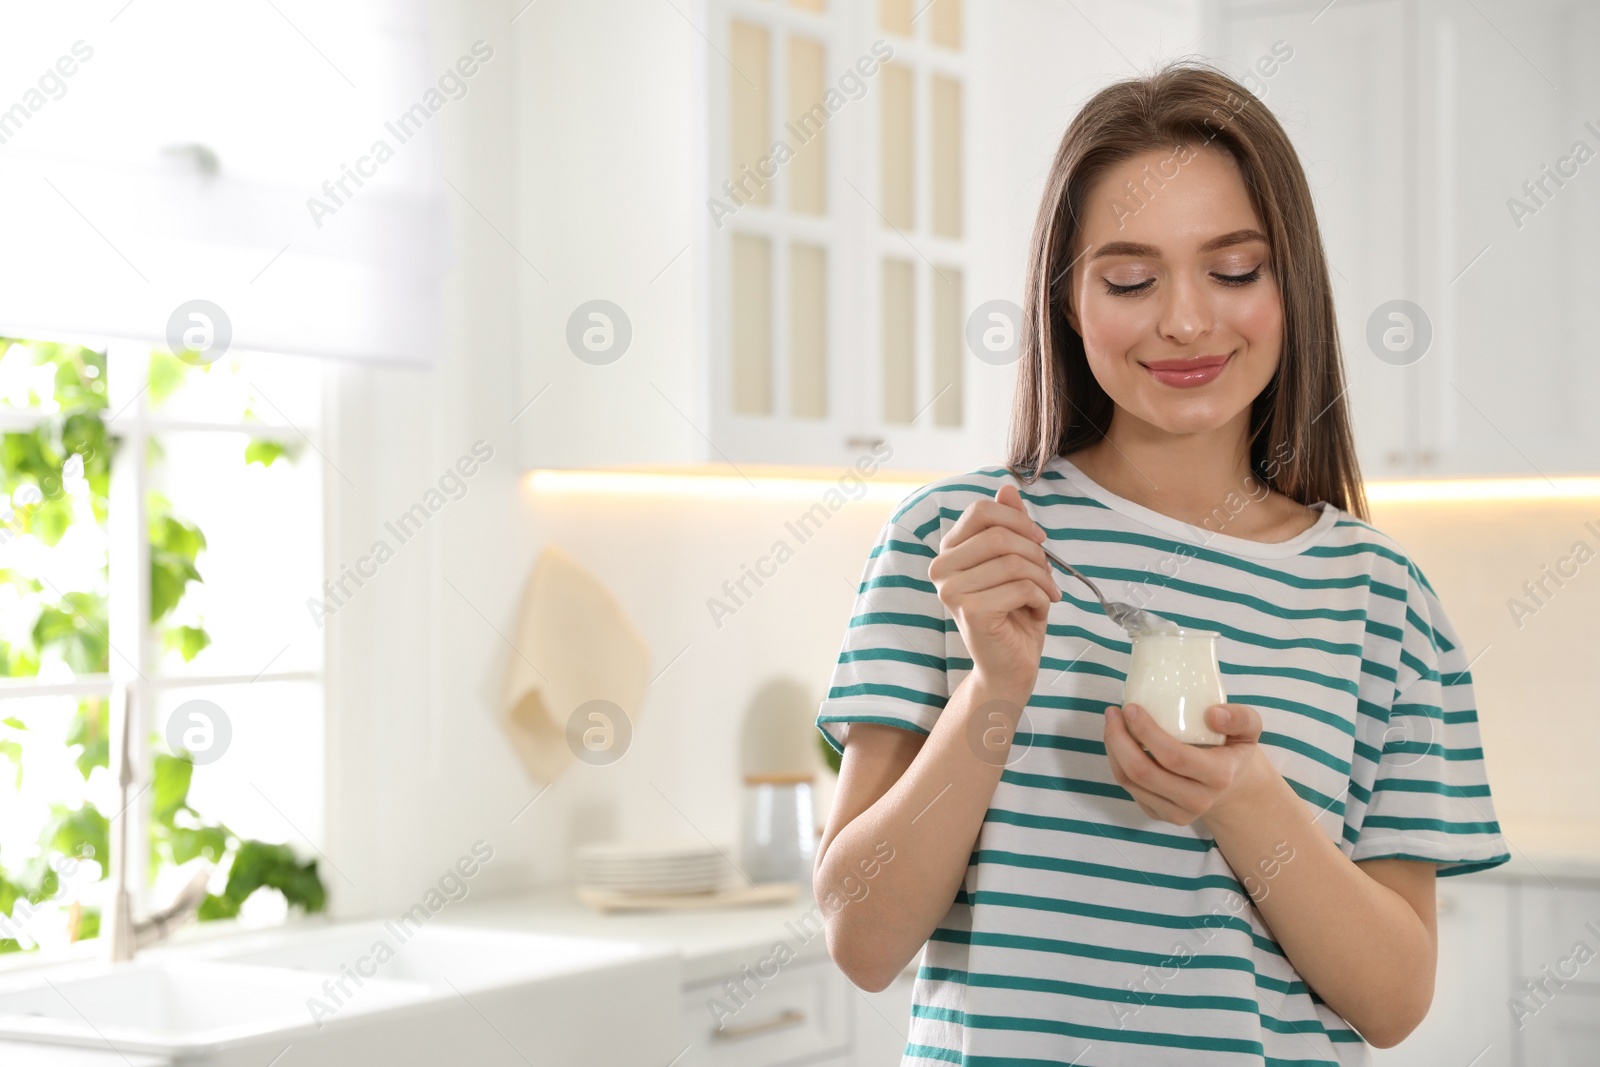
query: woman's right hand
927 483 1060 689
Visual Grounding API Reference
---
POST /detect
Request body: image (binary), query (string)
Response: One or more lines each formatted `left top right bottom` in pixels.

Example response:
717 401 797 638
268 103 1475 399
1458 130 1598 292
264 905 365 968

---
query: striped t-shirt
816 455 1509 1067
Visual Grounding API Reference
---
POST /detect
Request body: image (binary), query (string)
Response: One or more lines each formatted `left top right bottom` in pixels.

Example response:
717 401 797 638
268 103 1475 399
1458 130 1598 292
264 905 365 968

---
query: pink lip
1141 355 1229 388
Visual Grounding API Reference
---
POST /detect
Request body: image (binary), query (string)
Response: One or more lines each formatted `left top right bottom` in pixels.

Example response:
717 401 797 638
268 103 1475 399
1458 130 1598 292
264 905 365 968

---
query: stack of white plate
574 840 727 895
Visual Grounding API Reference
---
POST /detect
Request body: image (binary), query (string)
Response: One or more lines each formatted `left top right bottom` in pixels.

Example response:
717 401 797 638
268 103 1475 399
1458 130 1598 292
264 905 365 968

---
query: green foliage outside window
0 338 326 953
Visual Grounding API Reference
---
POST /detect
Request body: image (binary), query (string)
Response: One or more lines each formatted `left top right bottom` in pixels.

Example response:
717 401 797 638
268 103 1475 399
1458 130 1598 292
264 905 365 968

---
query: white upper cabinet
514 0 994 473
1219 0 1600 479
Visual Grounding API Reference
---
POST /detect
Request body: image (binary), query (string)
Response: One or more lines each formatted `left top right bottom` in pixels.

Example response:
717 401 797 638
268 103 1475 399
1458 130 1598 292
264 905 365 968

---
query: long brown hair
1006 62 1368 521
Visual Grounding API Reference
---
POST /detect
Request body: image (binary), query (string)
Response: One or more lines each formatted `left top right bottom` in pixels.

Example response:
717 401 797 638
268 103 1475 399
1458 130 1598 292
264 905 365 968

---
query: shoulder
885 464 1021 545
1309 507 1434 587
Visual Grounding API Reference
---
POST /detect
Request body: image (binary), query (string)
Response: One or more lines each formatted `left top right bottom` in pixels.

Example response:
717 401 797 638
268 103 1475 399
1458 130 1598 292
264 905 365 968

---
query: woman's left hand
1103 702 1275 827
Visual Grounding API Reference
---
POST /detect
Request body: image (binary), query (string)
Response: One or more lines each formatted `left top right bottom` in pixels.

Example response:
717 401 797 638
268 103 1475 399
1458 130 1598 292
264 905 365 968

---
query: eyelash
1101 266 1264 297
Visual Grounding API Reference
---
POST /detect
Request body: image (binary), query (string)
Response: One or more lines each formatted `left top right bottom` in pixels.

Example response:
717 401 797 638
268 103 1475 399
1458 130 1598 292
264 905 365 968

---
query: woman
814 64 1507 1065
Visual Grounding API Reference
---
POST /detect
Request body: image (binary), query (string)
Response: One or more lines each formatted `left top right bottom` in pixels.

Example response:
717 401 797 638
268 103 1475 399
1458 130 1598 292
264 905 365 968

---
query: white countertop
434 883 834 985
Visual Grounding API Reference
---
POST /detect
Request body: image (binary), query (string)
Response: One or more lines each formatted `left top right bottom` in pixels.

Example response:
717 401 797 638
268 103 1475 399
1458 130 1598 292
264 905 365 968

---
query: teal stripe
1283 776 1346 819
1222 660 1359 699
1362 814 1501 835
1037 525 1399 597
1046 588 1365 659
1371 778 1491 798
1227 692 1355 737
974 846 1248 895
927 925 1257 975
870 537 936 560
848 610 945 632
825 682 945 708
1259 731 1351 775
814 714 927 754
967 888 1267 944
1306 538 1409 570
1362 852 1511 877
862 573 937 595
984 807 1215 854
1059 563 1372 627
1391 701 1444 721
839 646 945 671
919 964 1261 1017
910 1001 1266 1056
999 770 1131 804
1384 740 1484 761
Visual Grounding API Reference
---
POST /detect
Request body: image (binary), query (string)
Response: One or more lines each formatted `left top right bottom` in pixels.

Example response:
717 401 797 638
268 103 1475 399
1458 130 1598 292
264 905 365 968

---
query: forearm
816 668 1030 990
1206 761 1436 1046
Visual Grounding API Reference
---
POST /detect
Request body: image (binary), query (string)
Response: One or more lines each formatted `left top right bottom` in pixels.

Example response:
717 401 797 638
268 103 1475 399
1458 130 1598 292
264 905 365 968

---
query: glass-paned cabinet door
868 0 971 457
709 0 971 468
711 0 852 464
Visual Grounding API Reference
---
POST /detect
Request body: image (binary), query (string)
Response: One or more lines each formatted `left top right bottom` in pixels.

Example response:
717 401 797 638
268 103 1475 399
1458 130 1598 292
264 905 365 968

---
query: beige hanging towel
500 544 652 785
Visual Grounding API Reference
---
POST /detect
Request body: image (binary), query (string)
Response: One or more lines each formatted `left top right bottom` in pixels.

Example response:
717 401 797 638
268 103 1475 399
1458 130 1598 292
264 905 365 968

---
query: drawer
681 956 852 1067
1513 883 1600 990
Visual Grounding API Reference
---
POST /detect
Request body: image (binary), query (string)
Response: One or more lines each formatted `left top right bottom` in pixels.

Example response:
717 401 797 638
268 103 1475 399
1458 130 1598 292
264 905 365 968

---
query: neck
1069 409 1267 525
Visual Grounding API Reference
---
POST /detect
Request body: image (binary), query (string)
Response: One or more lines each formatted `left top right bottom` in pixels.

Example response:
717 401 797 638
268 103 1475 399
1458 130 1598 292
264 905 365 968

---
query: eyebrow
1087 229 1269 262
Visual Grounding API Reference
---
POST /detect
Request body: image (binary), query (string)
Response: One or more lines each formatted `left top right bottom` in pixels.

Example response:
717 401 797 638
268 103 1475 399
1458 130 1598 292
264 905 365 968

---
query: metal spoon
1037 540 1177 635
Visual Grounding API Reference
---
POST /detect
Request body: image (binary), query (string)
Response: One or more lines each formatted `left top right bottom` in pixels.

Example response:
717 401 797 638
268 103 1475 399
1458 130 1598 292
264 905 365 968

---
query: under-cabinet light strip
526 469 1600 504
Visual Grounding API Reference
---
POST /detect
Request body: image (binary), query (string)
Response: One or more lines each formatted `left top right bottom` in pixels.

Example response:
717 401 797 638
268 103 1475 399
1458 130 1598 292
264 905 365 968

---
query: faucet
104 682 210 962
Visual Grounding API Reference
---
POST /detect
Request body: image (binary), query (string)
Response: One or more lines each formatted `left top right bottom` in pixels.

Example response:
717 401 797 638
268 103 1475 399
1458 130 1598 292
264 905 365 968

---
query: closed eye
1101 266 1264 297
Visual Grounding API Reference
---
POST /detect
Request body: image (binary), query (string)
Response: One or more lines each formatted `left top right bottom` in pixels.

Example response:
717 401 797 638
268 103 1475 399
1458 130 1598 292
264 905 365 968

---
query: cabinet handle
712 1008 806 1041
845 435 886 451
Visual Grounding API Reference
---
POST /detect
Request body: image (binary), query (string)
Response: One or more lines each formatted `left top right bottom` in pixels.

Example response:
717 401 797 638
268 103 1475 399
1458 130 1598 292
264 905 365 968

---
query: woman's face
1066 144 1282 438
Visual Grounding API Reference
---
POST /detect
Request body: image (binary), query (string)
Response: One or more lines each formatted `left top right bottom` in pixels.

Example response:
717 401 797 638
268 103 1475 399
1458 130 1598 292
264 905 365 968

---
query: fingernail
1122 703 1139 721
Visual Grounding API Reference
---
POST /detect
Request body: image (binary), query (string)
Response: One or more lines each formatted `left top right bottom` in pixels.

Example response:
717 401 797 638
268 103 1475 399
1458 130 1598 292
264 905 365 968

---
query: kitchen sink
0 958 428 1054
0 922 682 1065
206 921 642 991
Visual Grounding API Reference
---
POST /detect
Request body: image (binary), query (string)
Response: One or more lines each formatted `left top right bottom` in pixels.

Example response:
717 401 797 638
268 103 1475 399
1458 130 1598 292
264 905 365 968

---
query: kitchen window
0 335 327 958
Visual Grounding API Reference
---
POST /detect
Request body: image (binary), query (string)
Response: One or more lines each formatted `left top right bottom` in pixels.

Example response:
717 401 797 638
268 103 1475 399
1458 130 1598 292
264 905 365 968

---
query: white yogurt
1121 629 1228 746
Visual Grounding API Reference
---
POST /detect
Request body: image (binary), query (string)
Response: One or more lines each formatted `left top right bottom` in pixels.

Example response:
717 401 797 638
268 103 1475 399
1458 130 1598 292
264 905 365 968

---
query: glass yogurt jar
1121 627 1228 746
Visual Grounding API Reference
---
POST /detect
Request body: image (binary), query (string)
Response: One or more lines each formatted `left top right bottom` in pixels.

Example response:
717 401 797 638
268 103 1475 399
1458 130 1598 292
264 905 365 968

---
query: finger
1119 703 1228 789
934 525 1053 583
935 547 1060 606
1206 702 1262 741
1104 706 1215 812
958 578 1053 621
1124 780 1194 826
1103 739 1193 825
943 493 1046 552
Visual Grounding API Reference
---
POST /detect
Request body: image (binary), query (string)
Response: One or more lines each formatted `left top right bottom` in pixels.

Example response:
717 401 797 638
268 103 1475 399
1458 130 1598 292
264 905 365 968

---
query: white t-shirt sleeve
816 509 953 756
1347 560 1510 876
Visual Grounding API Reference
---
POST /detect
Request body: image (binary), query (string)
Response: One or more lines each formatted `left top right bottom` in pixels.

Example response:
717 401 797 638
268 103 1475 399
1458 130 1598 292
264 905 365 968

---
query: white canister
1122 629 1228 746
739 774 817 883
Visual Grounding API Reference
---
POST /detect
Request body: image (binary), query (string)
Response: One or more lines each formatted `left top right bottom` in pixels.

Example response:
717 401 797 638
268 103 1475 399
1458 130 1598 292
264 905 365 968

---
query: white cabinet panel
1518 987 1600 1067
682 956 853 1067
1222 0 1600 478
1221 1 1411 478
1372 879 1514 1067
853 967 916 1066
1513 883 1600 993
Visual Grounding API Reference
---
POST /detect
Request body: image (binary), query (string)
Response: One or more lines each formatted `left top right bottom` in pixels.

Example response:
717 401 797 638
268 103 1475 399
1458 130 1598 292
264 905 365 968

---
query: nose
1157 273 1213 346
